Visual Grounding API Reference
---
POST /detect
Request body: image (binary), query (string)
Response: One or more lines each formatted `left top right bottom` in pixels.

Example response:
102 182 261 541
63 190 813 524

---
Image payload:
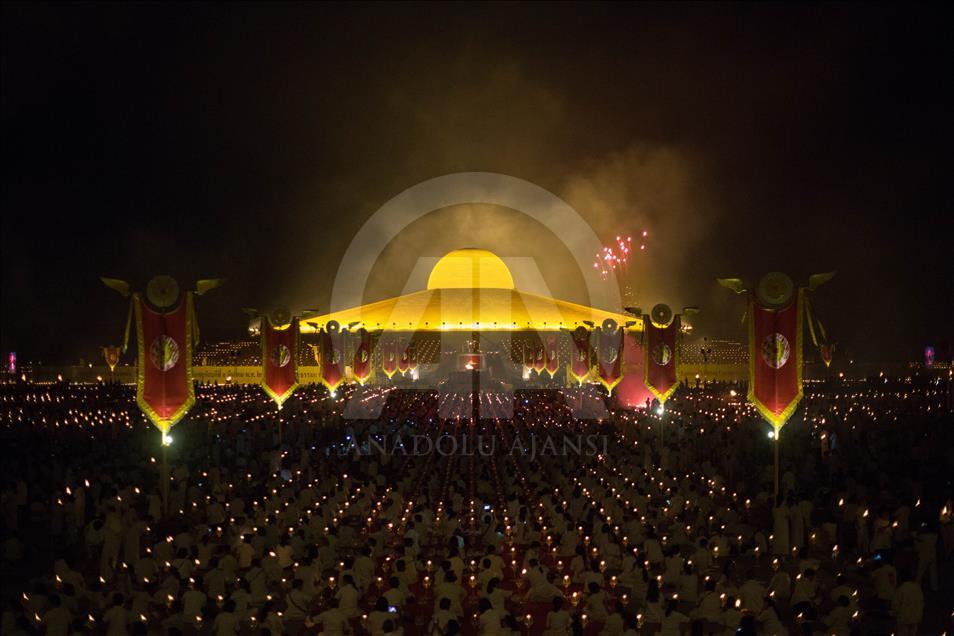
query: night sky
2 3 952 365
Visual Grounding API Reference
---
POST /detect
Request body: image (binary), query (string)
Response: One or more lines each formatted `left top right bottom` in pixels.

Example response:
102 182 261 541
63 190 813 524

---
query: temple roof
302 249 638 332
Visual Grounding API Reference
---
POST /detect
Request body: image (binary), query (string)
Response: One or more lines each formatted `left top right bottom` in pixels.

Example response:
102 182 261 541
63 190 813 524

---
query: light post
160 432 172 518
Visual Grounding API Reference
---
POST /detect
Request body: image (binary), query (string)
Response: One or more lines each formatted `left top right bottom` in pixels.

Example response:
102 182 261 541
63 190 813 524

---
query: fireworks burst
593 231 648 280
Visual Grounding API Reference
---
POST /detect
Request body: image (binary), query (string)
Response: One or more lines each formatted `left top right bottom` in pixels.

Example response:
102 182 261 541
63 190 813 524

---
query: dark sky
2 2 952 365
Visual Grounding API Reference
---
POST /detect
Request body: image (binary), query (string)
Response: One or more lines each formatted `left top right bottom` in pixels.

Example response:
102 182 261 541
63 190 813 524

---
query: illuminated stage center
303 248 640 390
306 248 632 333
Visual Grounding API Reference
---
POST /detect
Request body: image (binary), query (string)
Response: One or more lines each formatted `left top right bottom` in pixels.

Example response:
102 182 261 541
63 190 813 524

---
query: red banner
749 290 804 429
133 293 195 434
568 327 591 384
381 335 398 378
644 316 679 404
521 341 533 376
262 318 299 408
398 339 410 375
102 346 122 372
617 331 653 409
597 325 624 394
319 328 344 393
533 339 545 373
408 342 418 372
544 334 559 376
352 329 373 385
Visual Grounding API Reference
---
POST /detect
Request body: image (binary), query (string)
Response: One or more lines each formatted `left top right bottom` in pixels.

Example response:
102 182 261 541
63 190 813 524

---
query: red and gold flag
352 328 374 385
596 321 624 395
132 293 196 434
261 318 299 408
381 335 398 378
544 334 559 376
397 339 410 375
533 339 545 374
568 327 591 384
748 289 804 429
102 346 122 372
616 331 653 409
319 326 345 393
643 316 680 404
408 342 419 372
521 340 533 376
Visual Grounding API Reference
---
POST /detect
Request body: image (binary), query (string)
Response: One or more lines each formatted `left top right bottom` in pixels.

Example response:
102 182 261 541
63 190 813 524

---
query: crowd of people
1 372 951 635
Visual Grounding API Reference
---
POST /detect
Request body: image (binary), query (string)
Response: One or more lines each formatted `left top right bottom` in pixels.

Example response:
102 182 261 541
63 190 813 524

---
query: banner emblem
651 342 672 366
761 333 790 369
150 335 180 371
271 344 291 368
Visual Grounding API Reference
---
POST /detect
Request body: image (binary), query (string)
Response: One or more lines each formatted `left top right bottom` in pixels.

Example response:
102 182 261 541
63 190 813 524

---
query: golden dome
426 248 515 290
303 247 637 333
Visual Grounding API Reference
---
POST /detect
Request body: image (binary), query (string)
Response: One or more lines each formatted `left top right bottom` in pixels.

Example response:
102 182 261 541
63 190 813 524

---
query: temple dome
426 248 515 290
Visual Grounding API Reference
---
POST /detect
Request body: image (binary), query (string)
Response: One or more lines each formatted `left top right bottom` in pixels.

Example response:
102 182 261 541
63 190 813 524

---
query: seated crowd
0 373 951 635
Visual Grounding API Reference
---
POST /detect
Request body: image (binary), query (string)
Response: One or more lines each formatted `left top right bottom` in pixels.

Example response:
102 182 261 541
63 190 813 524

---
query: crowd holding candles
0 370 952 635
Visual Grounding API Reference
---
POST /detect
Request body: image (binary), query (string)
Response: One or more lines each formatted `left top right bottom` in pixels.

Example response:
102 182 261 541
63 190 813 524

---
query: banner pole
472 330 480 426
161 439 169 519
773 425 780 499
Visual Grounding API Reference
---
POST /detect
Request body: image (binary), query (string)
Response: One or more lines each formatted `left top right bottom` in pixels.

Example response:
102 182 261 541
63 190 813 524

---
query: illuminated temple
304 249 632 334
298 248 638 389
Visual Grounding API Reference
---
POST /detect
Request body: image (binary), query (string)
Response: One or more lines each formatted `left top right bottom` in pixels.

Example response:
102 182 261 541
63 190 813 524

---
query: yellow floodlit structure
426 248 516 290
302 249 637 332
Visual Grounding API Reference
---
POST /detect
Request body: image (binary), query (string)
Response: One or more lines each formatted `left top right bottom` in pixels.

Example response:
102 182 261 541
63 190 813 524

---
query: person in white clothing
891 569 924 636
